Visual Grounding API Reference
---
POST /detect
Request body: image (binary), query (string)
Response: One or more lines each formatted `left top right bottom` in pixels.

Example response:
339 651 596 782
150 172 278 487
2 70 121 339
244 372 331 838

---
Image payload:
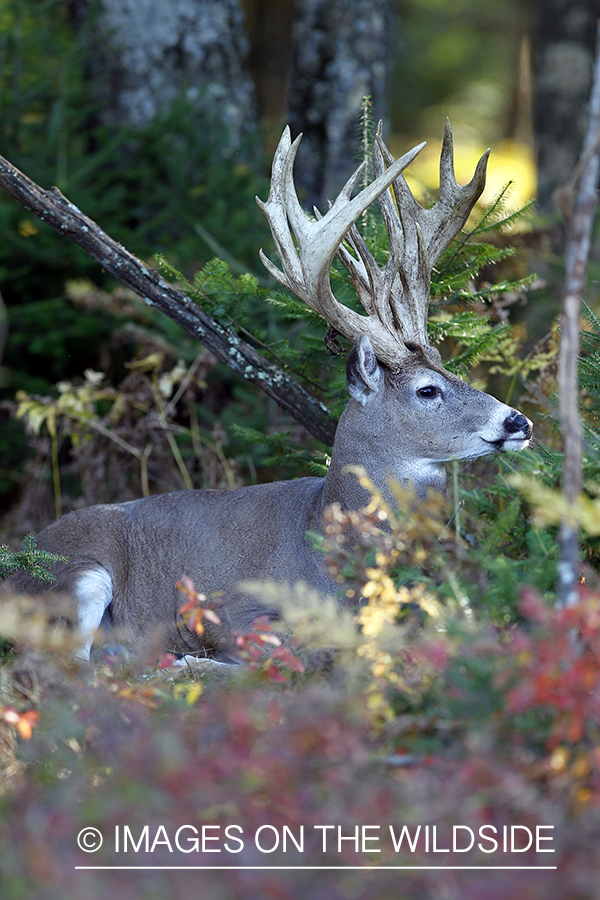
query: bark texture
532 0 598 212
68 0 257 136
287 0 397 210
556 24 600 607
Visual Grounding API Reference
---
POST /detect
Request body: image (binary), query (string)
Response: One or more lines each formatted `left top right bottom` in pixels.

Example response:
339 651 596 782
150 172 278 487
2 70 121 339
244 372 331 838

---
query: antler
257 120 489 372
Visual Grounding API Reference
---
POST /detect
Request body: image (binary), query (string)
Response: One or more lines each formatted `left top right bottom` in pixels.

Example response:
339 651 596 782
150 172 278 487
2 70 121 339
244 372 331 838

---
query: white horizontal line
75 866 557 871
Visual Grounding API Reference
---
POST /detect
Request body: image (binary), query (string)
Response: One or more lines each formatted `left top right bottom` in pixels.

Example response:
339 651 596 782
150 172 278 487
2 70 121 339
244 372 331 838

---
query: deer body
20 476 328 660
13 337 531 660
8 121 533 660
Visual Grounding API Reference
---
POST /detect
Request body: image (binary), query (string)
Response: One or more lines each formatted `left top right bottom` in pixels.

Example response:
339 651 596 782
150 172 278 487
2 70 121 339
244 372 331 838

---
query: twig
60 408 153 497
162 351 205 420
0 155 337 446
555 21 600 607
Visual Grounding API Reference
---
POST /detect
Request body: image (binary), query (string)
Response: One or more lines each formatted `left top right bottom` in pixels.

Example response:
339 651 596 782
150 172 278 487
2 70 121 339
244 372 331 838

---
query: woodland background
0 2 600 899
0 0 598 534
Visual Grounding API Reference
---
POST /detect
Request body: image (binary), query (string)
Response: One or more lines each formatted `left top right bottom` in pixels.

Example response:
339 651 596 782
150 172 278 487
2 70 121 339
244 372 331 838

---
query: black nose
504 411 530 435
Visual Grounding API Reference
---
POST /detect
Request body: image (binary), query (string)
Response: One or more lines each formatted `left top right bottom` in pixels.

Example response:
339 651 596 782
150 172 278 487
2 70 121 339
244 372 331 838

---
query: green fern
230 425 329 476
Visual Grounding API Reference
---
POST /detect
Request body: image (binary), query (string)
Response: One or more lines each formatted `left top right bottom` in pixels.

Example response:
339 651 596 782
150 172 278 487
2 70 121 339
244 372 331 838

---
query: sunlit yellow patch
576 787 593 805
390 135 536 220
173 682 203 705
571 755 591 779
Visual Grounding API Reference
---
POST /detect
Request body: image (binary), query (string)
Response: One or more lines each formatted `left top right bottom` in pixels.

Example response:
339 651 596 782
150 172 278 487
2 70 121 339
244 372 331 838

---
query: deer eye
417 385 440 399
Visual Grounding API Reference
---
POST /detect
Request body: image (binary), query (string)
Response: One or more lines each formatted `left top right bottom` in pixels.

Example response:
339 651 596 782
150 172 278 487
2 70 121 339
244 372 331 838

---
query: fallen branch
0 155 337 446
555 21 600 606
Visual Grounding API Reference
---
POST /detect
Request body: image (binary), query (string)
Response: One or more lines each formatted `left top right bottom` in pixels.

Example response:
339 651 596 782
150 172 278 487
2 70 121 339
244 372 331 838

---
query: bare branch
0 154 337 446
556 20 600 607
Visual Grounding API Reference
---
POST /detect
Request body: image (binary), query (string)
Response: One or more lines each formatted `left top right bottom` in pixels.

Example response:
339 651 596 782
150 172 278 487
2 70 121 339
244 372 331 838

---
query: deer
7 121 532 662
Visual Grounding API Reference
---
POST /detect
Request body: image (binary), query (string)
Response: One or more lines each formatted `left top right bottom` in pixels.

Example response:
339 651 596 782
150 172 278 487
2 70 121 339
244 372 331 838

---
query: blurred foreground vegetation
1 487 600 899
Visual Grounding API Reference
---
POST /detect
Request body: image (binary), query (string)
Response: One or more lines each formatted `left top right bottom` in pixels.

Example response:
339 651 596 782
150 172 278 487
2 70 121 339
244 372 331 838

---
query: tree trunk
531 0 598 212
68 0 258 138
555 25 600 606
287 0 397 210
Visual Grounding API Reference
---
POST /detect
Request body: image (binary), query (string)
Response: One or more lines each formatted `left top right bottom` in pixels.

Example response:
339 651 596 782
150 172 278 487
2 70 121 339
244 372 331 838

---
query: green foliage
0 533 65 583
452 457 559 620
230 424 329 476
0 1 268 322
426 296 600 623
0 0 541 506
580 304 600 424
1 10 598 896
0 1 562 635
428 187 537 373
5 129 543 516
393 0 526 142
496 304 600 576
0 0 274 503
156 254 350 411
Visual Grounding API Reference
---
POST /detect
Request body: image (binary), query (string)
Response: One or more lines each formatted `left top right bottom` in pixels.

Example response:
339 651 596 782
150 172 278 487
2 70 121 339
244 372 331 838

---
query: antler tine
376 117 489 268
313 206 376 316
334 123 430 350
342 118 489 354
371 130 425 338
317 135 407 330
256 128 426 369
430 118 490 264
333 224 377 315
256 128 306 297
337 224 402 335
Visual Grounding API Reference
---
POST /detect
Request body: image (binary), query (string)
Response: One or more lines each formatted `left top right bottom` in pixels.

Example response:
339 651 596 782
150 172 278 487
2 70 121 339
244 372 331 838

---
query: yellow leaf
366 691 385 710
174 683 203 704
18 219 38 237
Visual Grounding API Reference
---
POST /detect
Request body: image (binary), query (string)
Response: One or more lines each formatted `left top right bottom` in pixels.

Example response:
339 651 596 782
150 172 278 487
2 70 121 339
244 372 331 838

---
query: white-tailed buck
10 121 532 660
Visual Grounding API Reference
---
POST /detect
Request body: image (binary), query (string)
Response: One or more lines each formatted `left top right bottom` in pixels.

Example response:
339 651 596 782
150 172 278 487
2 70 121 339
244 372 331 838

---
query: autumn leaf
176 577 222 635
2 707 40 741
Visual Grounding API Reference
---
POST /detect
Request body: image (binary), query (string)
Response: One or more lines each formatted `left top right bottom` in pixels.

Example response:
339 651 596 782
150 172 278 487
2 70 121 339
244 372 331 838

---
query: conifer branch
0 155 337 446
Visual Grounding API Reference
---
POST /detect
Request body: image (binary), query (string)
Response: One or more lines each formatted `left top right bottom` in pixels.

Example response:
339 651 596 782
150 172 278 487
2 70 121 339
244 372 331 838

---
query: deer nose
504 411 530 436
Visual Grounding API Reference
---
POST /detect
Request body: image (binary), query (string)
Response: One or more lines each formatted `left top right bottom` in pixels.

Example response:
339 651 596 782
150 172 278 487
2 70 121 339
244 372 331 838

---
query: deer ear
346 334 383 406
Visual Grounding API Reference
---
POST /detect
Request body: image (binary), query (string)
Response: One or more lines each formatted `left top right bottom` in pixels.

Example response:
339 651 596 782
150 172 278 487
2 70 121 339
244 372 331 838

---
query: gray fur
6 336 532 660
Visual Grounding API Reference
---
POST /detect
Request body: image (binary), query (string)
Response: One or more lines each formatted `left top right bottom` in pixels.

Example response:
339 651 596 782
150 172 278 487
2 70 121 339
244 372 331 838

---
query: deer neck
322 400 446 512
